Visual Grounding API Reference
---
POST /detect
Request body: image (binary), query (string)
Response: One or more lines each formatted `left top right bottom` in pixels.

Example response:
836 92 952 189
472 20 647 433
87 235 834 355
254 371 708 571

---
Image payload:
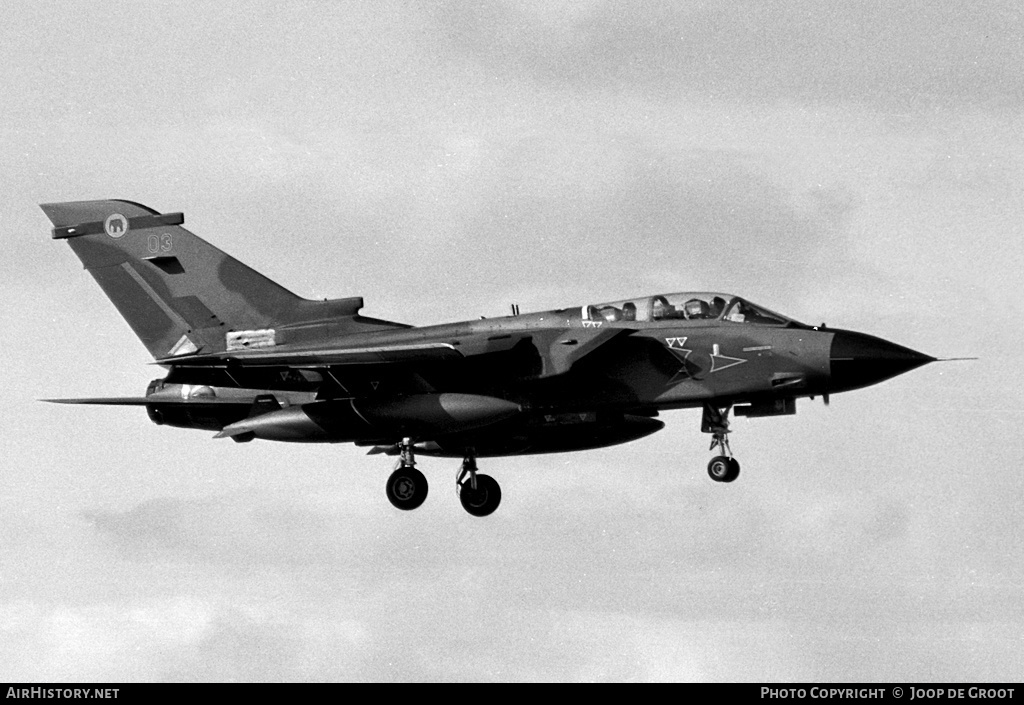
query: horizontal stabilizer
43 396 247 406
43 397 153 405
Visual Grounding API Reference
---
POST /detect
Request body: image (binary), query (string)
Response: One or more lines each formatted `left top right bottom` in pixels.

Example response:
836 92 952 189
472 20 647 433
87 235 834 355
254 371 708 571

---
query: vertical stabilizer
41 199 398 359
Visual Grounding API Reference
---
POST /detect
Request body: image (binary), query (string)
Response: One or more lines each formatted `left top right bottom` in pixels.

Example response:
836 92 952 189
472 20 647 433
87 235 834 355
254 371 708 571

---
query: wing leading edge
155 341 463 367
155 327 636 379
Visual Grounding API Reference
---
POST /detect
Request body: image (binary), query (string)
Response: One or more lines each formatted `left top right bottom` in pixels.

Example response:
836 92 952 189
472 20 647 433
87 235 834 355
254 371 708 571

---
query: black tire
707 456 740 483
459 473 502 517
723 457 740 482
386 466 428 510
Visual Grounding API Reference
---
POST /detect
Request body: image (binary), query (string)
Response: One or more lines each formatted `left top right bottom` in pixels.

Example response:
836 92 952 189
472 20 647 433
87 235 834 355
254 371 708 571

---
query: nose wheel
456 451 502 517
386 438 428 510
703 404 740 483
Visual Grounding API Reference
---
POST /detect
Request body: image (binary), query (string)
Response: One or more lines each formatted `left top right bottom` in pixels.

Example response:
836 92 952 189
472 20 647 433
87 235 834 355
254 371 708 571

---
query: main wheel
707 456 740 483
459 473 501 517
386 466 428 510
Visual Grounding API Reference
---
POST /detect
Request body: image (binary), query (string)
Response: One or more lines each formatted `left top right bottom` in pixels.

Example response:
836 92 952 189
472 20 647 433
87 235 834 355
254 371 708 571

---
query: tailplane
41 199 402 359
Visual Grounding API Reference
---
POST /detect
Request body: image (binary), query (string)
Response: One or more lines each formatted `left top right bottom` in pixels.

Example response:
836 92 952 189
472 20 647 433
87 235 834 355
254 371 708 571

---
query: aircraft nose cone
829 330 935 393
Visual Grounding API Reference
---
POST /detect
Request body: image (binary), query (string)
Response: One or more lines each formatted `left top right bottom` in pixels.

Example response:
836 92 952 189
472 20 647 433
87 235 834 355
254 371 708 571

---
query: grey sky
1 0 1022 681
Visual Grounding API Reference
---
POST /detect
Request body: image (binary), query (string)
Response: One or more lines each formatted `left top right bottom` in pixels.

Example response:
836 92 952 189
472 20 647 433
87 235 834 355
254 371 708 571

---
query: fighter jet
42 199 938 517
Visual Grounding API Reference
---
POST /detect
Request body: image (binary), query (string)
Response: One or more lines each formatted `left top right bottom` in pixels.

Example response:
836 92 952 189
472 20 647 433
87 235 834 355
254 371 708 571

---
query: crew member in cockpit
652 296 672 320
682 298 710 319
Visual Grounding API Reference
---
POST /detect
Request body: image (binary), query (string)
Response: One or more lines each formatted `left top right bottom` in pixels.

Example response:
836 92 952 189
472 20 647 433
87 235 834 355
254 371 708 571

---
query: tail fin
42 199 400 359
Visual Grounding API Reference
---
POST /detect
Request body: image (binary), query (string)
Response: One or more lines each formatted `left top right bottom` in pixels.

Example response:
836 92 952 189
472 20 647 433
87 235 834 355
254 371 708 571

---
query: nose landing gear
703 404 740 483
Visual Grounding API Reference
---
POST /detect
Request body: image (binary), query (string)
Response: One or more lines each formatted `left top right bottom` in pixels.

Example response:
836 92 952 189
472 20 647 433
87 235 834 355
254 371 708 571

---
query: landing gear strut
456 450 502 517
385 438 428 510
702 404 740 483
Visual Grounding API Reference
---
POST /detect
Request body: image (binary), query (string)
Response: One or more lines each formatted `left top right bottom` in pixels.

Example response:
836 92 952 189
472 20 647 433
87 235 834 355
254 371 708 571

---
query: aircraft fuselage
142 305 929 457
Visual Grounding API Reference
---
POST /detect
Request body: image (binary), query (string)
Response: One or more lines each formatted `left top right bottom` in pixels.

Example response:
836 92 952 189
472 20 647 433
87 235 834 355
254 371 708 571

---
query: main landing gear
383 440 502 516
456 451 502 517
385 438 428 510
702 404 740 483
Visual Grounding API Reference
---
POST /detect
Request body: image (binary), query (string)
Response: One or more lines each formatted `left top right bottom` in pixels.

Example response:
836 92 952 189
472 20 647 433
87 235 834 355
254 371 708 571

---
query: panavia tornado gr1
42 200 938 517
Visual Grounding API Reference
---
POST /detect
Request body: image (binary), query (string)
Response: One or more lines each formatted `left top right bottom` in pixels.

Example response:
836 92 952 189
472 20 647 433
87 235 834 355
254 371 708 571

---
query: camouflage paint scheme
42 200 934 514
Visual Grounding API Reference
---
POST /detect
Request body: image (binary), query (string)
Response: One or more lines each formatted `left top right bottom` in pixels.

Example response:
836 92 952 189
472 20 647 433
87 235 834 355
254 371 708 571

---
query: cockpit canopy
585 292 798 326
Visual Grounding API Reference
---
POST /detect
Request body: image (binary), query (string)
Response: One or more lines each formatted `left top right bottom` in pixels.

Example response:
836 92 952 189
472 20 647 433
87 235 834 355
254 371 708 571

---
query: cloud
432 1 1024 107
438 139 861 312
75 485 950 626
0 594 369 682
83 497 350 567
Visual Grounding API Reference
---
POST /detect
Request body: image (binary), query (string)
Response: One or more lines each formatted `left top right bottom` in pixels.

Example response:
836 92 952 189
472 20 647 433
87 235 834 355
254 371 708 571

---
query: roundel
104 213 129 238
